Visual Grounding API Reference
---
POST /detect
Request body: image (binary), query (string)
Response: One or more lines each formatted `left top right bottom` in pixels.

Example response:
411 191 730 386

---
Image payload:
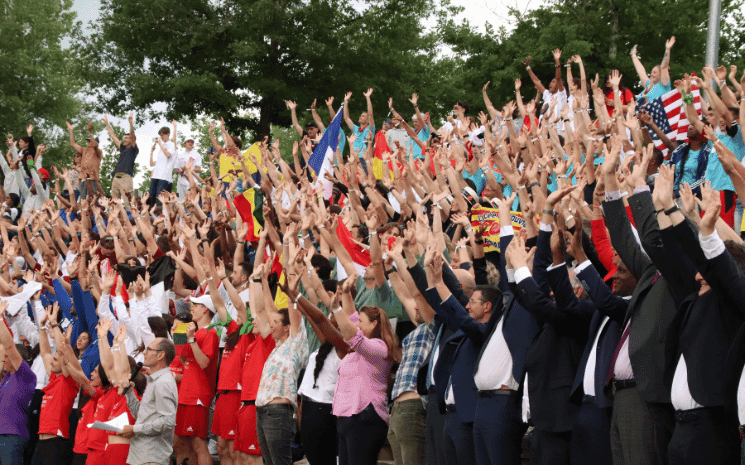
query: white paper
88 412 130 432
2 282 43 316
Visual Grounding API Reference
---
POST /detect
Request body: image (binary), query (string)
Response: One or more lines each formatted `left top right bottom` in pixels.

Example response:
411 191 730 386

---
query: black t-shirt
112 145 139 176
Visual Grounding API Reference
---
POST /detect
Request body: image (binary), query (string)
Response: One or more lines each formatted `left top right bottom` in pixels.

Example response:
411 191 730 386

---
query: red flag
336 219 371 267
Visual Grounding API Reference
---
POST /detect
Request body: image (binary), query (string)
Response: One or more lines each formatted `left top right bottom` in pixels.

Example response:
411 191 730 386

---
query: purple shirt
0 360 37 438
332 313 392 423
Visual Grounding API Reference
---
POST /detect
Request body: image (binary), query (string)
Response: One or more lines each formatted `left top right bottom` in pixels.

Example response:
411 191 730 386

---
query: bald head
453 269 476 298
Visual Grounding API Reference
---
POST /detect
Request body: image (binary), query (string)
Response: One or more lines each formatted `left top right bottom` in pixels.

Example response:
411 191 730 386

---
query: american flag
643 87 702 157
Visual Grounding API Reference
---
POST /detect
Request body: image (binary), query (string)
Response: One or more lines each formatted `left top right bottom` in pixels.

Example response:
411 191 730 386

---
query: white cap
190 295 216 314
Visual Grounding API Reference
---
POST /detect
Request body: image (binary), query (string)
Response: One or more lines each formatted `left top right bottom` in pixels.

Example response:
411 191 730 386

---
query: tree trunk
608 0 618 60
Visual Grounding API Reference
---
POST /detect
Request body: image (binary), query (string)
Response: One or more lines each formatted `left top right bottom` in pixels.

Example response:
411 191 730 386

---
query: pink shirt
332 316 392 423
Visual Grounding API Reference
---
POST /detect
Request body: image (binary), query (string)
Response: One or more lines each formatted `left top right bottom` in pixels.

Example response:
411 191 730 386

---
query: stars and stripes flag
643 86 702 157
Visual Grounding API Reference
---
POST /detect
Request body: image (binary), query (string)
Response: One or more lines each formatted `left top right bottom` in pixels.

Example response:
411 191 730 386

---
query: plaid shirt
391 321 435 400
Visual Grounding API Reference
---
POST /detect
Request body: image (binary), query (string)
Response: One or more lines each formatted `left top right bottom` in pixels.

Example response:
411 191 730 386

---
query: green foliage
0 0 84 161
76 0 462 141
440 0 745 116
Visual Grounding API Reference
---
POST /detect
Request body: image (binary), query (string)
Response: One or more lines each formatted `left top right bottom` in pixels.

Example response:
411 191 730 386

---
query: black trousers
426 388 447 465
30 437 72 465
24 389 44 465
646 401 675 465
337 404 387 465
531 429 571 465
300 397 337 465
668 406 739 465
570 399 612 465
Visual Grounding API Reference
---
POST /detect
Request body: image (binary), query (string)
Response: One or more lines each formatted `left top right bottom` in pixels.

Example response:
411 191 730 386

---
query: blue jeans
0 434 27 465
148 179 173 207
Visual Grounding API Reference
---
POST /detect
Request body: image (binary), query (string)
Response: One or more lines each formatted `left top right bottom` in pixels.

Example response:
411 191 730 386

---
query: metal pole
704 0 722 78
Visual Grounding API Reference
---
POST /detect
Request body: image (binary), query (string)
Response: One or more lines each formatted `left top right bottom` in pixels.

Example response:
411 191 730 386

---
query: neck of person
196 316 212 329
148 363 168 375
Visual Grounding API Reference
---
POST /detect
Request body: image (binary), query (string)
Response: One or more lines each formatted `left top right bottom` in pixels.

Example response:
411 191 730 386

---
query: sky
69 0 542 187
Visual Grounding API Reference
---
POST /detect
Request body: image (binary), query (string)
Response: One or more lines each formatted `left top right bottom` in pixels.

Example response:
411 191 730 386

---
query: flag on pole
308 103 344 197
234 187 264 242
643 86 701 157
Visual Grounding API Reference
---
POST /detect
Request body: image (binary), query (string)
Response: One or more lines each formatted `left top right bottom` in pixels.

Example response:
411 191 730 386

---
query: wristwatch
188 337 196 344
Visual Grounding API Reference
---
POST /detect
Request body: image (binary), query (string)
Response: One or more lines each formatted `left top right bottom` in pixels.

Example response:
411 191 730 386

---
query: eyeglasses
143 347 163 353
468 298 485 305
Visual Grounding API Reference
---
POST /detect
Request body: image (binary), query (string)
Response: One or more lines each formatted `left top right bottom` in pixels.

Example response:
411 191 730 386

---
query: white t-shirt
152 141 179 181
541 89 568 132
175 150 202 185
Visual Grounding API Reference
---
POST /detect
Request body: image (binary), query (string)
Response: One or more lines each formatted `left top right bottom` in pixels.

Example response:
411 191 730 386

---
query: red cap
38 168 50 180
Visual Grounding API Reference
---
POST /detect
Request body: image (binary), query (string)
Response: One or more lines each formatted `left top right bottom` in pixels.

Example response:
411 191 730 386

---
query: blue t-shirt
463 168 486 195
708 125 745 192
351 124 375 158
411 126 431 159
638 81 672 104
680 148 702 187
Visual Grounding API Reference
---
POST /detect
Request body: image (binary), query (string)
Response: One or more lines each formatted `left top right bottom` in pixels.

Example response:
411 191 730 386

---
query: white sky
70 0 540 188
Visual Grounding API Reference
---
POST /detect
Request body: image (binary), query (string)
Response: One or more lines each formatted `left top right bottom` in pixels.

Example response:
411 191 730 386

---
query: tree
77 0 462 141
439 0 744 115
0 0 84 162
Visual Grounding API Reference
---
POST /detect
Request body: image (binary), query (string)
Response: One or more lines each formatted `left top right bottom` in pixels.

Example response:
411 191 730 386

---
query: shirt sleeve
514 267 532 284
699 230 725 259
346 327 388 363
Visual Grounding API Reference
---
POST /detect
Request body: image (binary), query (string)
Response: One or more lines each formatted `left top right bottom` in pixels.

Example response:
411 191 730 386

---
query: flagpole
704 0 721 86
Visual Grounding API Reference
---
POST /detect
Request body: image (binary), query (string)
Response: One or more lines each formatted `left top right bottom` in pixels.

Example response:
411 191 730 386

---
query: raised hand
665 36 676 49
515 78 521 91
522 56 531 68
363 88 374 98
697 181 720 236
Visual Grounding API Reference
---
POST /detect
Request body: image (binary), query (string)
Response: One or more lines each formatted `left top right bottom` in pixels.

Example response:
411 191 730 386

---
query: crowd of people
2 34 745 465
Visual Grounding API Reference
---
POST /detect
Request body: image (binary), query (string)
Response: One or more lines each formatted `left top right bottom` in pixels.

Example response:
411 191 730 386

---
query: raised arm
630 44 649 87
523 56 546 95
103 115 121 148
343 92 355 132
66 122 84 153
285 100 304 137
660 36 674 86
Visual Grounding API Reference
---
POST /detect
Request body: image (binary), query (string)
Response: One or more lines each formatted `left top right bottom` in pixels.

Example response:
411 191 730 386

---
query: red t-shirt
179 327 219 406
240 334 275 401
73 388 104 454
39 373 79 438
88 388 119 451
218 321 250 391
105 391 139 439
170 358 184 390
604 88 633 116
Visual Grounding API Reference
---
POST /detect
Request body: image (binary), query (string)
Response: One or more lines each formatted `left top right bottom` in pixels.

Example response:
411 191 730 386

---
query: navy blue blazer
431 290 500 423
573 262 623 409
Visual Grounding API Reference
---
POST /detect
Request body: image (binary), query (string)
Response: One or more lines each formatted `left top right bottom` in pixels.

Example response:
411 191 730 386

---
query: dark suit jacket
510 229 592 431
517 270 592 432
574 261 624 409
472 232 539 398
662 221 745 409
431 291 501 423
604 196 677 403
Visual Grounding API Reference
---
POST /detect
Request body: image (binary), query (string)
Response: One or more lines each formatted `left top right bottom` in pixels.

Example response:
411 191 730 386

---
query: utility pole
704 0 722 83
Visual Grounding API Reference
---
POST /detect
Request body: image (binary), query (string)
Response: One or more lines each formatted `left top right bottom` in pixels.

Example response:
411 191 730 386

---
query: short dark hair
306 121 319 129
456 101 471 114
310 255 333 280
474 284 502 312
157 338 176 366
158 127 170 135
277 308 290 326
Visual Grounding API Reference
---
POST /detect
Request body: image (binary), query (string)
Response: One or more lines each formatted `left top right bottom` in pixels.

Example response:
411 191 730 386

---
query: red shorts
105 443 130 465
86 448 107 464
233 403 262 455
211 391 241 440
175 404 209 439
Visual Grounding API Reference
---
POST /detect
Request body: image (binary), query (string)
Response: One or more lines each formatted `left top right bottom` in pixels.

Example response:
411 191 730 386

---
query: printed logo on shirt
57 429 64 437
229 430 235 435
187 426 193 432
249 445 256 450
